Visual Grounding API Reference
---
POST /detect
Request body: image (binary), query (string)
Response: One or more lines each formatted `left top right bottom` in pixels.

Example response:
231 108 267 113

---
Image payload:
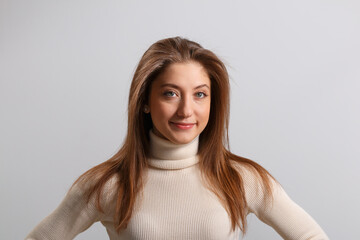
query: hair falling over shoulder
72 36 275 234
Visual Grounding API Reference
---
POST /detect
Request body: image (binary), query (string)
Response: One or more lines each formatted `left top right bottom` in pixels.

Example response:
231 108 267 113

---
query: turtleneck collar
148 130 199 170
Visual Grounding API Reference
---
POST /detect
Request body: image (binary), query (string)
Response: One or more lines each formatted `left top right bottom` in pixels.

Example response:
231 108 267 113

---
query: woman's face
148 61 211 144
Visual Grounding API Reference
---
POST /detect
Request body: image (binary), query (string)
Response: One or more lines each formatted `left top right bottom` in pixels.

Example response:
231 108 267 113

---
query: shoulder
229 159 280 212
229 159 272 187
69 174 119 214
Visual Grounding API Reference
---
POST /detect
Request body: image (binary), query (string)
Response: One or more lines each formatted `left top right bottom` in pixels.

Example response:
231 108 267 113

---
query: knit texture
26 131 329 240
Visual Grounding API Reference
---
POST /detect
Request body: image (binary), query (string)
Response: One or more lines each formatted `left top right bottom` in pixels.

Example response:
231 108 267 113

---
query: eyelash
162 91 208 99
195 92 207 98
163 91 177 97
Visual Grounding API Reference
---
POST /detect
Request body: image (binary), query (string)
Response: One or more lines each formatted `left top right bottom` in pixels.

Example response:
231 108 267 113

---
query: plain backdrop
1 0 359 239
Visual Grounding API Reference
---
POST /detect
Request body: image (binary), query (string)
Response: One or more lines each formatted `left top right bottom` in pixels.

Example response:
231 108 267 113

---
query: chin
169 134 196 145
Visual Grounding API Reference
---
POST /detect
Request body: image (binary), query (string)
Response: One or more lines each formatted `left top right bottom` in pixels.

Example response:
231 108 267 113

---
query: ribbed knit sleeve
25 179 116 240
239 165 329 240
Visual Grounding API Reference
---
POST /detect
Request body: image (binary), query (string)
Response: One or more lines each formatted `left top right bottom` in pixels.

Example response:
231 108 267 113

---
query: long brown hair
74 36 274 233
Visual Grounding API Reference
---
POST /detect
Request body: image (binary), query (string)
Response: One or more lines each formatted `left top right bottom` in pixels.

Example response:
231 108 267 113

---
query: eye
195 92 207 98
163 91 177 97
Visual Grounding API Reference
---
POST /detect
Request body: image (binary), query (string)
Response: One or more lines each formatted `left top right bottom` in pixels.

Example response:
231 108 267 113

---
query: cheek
152 103 176 121
197 102 211 122
202 101 211 116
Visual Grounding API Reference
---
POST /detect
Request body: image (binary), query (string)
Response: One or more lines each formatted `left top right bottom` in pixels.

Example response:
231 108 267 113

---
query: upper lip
171 122 195 125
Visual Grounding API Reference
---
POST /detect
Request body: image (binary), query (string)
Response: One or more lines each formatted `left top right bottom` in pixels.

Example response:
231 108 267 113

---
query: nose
176 96 193 118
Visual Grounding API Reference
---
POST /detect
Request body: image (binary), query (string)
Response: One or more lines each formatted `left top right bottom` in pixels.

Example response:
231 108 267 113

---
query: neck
148 130 199 170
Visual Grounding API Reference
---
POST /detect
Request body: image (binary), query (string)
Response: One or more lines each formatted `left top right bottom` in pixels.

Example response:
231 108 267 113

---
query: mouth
170 122 196 130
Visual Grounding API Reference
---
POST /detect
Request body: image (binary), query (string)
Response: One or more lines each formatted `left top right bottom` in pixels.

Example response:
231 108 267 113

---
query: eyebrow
160 83 210 90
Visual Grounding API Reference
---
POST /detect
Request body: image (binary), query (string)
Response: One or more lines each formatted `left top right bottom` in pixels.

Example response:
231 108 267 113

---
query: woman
26 37 329 239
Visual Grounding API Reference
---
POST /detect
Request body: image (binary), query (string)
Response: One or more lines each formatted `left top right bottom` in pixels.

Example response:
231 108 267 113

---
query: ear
144 105 150 113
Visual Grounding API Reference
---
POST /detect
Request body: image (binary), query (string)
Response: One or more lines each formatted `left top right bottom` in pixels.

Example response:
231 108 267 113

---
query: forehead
153 61 210 87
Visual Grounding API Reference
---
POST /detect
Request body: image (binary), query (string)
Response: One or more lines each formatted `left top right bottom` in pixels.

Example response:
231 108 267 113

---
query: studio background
1 0 359 239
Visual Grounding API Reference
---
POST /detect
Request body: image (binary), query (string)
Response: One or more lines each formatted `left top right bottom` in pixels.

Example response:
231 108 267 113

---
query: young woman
26 37 329 239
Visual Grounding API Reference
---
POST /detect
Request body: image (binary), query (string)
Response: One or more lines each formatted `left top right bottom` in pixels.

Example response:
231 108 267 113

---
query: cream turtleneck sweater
26 131 328 240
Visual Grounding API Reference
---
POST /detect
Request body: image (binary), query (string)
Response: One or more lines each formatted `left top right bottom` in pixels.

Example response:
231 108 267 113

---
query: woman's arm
239 165 329 240
25 183 104 240
250 182 328 240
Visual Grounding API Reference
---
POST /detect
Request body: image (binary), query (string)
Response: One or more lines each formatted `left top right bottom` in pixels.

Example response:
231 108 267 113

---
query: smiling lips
170 122 196 130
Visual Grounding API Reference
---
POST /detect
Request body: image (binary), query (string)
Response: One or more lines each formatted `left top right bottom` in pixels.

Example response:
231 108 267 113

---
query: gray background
1 0 359 239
